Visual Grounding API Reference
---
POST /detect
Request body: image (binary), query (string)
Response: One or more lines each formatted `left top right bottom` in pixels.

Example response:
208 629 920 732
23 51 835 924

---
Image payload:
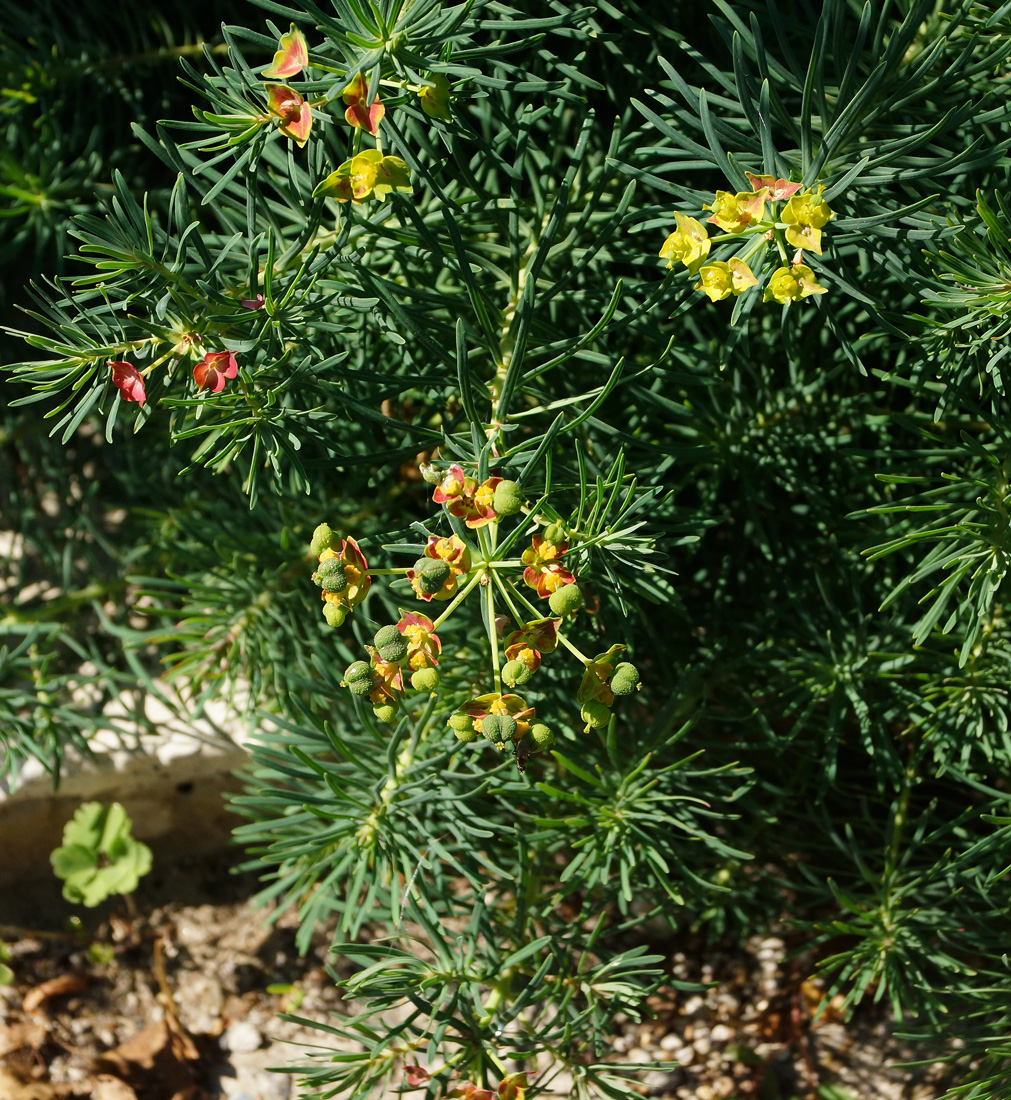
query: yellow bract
659 212 711 275
763 264 828 304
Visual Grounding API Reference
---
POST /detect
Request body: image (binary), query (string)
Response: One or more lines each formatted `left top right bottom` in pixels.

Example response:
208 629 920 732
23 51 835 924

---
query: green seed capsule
373 702 400 723
313 557 347 592
481 714 518 744
322 602 346 628
492 480 523 517
501 659 532 687
342 661 374 697
374 625 408 663
542 523 566 546
609 661 641 696
411 667 440 693
529 723 555 750
412 557 451 595
310 522 336 557
580 700 611 730
548 584 582 616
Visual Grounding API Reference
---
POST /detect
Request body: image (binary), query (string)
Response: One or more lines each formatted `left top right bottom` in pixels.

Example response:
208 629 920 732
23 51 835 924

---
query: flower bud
542 523 566 546
529 723 555 750
313 557 347 592
342 661 374 696
492 480 523 517
548 584 582 616
501 659 532 688
374 625 408 663
609 662 640 696
411 667 440 693
412 556 451 595
322 602 347 628
481 714 517 745
580 700 611 731
310 523 336 557
373 701 400 723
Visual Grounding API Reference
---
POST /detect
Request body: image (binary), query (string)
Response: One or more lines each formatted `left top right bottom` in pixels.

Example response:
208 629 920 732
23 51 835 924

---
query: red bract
262 24 309 79
265 84 312 147
241 294 265 310
505 617 559 671
193 351 239 393
521 534 575 597
342 72 385 135
431 466 500 527
108 361 146 405
397 610 442 670
405 1066 430 1088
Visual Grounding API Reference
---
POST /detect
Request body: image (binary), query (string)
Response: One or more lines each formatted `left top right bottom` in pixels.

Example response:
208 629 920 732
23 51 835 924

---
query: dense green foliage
3 0 1011 1097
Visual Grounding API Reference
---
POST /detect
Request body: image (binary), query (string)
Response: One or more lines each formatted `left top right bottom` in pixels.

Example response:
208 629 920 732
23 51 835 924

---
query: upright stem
485 576 502 694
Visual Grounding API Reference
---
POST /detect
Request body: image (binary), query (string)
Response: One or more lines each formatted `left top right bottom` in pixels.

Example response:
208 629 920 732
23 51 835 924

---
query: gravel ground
0 850 955 1100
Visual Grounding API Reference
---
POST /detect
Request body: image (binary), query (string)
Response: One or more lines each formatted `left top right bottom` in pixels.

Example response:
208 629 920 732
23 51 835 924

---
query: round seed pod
548 584 582 616
373 701 400 723
310 522 336 557
492 480 523 516
580 700 611 730
448 713 478 741
322 602 346 628
374 625 408 664
313 557 348 592
501 659 532 688
529 723 555 750
542 522 566 546
481 714 518 744
411 667 440 693
412 557 451 595
342 661 374 697
609 662 641 696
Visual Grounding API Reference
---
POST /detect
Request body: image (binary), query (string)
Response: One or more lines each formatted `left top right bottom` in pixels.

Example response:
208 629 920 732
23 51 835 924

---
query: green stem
431 569 483 629
555 629 592 666
491 572 525 626
485 575 502 694
368 567 411 576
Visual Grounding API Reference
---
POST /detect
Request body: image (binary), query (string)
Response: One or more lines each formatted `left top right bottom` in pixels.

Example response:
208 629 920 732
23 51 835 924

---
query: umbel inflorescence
311 464 640 769
660 173 833 304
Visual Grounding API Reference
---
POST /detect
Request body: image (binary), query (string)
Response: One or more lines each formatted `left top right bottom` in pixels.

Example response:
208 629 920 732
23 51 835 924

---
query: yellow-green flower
659 212 711 275
695 258 758 302
763 263 828 304
781 186 833 254
705 188 769 232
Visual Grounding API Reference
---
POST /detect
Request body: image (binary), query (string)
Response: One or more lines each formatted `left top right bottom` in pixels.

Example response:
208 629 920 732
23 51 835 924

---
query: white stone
659 1033 683 1052
710 1023 734 1043
221 1021 263 1053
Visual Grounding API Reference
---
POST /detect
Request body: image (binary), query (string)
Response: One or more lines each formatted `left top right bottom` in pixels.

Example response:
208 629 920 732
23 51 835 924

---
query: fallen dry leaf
0 1066 82 1100
92 1077 139 1100
0 1020 47 1059
93 1020 205 1100
22 974 89 1015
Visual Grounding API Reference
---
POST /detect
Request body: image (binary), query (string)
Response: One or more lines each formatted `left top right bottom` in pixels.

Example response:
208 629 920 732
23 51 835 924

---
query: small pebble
693 1036 711 1056
659 1033 683 1052
681 995 704 1016
674 1045 694 1066
711 1023 734 1043
221 1021 262 1052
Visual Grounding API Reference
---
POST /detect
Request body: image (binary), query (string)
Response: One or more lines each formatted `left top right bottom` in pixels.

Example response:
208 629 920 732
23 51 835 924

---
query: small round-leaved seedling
50 802 152 908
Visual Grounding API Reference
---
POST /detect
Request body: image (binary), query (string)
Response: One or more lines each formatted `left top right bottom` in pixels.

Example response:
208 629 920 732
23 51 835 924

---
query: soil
0 848 956 1100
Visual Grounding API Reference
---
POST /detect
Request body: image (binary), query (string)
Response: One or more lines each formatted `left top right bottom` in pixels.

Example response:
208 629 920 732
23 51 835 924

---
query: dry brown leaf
93 1019 204 1100
92 1077 139 1100
22 974 89 1015
0 1066 81 1100
0 1020 47 1058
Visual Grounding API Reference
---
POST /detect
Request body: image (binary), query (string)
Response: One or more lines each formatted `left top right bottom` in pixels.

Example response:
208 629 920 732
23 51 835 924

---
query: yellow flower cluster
658 171 834 306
